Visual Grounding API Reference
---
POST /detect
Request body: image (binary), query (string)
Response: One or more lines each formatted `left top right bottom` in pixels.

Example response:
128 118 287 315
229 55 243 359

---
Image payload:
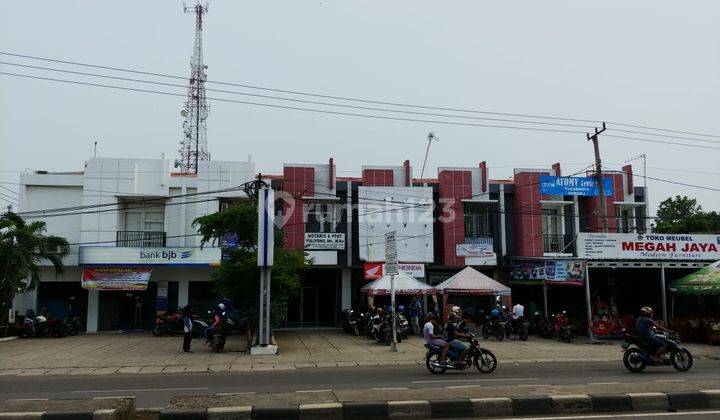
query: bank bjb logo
139 250 193 260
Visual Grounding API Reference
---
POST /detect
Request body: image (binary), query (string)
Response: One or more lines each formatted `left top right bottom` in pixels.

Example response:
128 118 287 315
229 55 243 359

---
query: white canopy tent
361 271 436 307
435 266 511 310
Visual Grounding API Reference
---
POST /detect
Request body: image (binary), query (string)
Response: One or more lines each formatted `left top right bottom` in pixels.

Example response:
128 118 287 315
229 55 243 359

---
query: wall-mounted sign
156 280 169 314
577 233 720 260
305 232 346 250
79 247 221 266
540 176 613 197
364 262 426 280
82 267 152 291
508 259 586 286
456 242 497 266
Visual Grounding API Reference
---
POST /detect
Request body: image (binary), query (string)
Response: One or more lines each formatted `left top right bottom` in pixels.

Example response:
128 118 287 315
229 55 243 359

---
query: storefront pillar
542 284 549 318
660 263 668 326
341 268 351 310
86 290 99 333
584 265 593 341
178 279 189 309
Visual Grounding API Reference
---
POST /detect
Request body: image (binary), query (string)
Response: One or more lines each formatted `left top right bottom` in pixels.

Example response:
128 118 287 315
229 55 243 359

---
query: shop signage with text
577 233 720 260
508 259 586 286
304 232 346 250
82 267 152 291
364 262 425 280
79 246 221 266
540 176 613 197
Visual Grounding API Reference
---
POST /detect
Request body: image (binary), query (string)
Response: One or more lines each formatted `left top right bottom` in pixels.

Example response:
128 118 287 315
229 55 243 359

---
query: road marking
654 379 686 382
588 381 620 385
72 387 209 394
6 398 49 402
296 389 332 393
412 377 538 384
217 392 255 396
516 409 720 419
373 387 408 390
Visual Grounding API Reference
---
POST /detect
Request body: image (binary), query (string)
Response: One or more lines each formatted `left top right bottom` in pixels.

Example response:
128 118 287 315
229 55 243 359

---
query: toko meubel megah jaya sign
577 233 720 260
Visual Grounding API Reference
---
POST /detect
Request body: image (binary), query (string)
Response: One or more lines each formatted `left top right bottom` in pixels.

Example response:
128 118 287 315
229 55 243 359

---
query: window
307 203 338 232
615 205 632 233
464 204 491 238
541 208 561 236
121 200 165 232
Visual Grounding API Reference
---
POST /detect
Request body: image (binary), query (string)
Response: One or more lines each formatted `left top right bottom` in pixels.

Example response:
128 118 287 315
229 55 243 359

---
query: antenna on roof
420 131 439 180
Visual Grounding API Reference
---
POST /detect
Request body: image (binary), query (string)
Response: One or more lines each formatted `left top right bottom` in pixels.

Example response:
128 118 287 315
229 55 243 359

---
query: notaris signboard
577 233 720 260
540 176 613 197
305 232 345 250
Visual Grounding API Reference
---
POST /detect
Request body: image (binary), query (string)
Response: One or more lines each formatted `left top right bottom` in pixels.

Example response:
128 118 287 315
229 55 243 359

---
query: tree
652 195 720 234
0 212 69 329
192 200 307 339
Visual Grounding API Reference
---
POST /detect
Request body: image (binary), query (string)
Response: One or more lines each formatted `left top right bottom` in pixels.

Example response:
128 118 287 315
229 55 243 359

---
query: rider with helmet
636 306 674 362
205 303 225 342
445 312 471 367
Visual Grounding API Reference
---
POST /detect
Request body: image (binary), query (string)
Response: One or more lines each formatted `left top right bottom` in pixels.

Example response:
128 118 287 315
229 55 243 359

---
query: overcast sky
1 1 719 216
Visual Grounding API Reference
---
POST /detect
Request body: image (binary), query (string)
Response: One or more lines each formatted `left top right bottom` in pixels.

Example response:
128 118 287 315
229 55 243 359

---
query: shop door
302 287 318 325
284 273 338 328
98 283 157 331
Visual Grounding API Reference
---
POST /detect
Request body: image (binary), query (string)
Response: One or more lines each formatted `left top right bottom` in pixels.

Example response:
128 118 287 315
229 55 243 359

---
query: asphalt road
1 359 718 408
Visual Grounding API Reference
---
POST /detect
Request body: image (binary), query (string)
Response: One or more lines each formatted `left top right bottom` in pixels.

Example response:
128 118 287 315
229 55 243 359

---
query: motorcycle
531 312 554 338
553 311 574 343
621 329 693 373
63 316 82 336
18 309 68 338
505 316 529 341
482 316 505 341
341 308 367 336
207 313 235 353
154 309 208 337
396 313 410 339
425 333 497 374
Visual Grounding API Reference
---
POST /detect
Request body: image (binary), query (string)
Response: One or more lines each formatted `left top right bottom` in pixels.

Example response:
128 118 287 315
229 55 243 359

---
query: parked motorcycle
18 309 67 338
532 312 554 338
63 316 82 336
206 312 235 353
505 316 529 341
154 309 208 337
425 333 497 374
482 316 505 341
553 311 574 343
341 308 367 336
621 329 693 373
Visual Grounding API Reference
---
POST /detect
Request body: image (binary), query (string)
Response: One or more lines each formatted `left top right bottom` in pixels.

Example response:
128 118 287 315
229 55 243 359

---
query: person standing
182 305 193 353
410 297 422 335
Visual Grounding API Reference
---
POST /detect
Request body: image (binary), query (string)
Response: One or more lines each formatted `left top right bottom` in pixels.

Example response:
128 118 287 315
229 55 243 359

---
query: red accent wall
512 172 546 257
282 166 315 250
362 169 395 186
438 170 472 266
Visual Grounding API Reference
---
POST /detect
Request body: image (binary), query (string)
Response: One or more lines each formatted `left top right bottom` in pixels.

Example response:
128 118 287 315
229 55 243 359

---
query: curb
0 336 19 343
2 390 717 419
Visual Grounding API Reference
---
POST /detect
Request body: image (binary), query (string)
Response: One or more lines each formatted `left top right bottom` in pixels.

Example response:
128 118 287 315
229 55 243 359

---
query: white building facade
14 156 255 332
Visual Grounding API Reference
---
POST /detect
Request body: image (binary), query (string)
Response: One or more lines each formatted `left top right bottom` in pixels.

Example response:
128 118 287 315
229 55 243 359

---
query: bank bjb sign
577 233 720 260
304 232 345 250
79 246 221 266
540 176 613 197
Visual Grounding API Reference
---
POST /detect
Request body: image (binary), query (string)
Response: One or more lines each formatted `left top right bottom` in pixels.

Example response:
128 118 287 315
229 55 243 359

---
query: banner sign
540 176 613 197
577 233 720 260
305 232 346 250
364 262 426 280
156 280 168 314
82 267 152 291
508 259 586 286
79 247 221 266
456 243 497 266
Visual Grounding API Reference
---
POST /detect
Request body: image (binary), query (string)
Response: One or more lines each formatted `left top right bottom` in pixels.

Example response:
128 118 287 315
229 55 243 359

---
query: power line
607 128 720 145
0 61 598 130
0 192 18 205
4 51 720 143
0 71 590 136
0 184 18 196
602 134 720 151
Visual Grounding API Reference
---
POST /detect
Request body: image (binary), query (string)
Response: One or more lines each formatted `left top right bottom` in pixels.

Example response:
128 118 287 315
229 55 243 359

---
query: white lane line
373 387 408 390
516 409 720 420
654 379 686 382
588 381 621 385
412 377 538 384
6 398 49 402
218 392 255 396
72 387 209 394
296 389 332 393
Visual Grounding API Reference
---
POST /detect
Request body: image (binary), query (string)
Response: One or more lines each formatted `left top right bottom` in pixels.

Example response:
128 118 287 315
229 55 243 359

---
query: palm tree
0 212 69 331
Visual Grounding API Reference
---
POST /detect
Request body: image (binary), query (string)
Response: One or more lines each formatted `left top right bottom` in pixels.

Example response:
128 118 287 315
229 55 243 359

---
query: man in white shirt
423 313 449 365
512 302 525 321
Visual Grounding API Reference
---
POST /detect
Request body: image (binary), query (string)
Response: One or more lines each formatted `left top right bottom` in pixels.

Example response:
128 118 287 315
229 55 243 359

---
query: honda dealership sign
577 233 720 260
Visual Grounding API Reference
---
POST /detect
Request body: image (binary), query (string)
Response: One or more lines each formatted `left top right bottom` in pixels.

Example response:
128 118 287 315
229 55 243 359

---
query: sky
1 0 719 217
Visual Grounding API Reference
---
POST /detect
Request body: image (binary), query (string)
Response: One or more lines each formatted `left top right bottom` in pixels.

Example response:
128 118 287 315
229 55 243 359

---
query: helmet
218 303 226 311
449 312 458 321
398 305 405 312
640 306 653 317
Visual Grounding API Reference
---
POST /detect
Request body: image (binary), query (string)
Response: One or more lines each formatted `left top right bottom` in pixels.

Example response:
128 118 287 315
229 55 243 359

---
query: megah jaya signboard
577 233 720 260
540 176 613 197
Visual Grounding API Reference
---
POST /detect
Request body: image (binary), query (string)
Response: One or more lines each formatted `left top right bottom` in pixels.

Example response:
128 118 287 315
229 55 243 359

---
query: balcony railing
116 231 166 247
543 234 574 254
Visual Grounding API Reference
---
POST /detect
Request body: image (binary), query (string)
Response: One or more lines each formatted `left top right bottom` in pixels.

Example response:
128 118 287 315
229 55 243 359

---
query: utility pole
587 122 608 232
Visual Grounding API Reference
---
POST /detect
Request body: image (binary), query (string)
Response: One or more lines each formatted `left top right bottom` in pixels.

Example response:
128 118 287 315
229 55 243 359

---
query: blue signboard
540 176 613 197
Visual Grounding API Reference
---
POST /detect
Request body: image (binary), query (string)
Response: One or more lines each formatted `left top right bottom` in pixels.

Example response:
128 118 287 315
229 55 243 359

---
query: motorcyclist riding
205 303 225 342
445 311 471 367
636 306 675 362
423 312 449 366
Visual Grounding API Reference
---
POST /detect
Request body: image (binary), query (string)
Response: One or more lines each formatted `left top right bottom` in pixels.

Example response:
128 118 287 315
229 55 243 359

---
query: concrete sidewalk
0 329 717 377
